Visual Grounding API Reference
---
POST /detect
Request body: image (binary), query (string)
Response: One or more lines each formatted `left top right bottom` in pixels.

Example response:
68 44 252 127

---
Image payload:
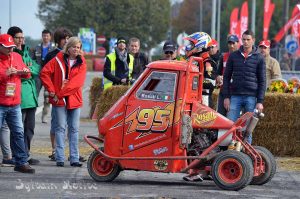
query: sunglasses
165 51 174 55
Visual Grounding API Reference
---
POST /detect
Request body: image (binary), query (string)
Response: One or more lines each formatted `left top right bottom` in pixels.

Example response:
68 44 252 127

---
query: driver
182 32 218 182
184 32 217 108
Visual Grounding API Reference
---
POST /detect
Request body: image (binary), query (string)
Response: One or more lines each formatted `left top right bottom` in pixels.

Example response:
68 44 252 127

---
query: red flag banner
291 5 300 38
240 1 248 36
291 5 300 55
263 0 275 40
274 10 300 42
230 8 239 36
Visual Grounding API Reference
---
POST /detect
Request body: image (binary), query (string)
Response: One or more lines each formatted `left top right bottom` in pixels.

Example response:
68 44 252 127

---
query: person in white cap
0 34 35 173
258 40 282 88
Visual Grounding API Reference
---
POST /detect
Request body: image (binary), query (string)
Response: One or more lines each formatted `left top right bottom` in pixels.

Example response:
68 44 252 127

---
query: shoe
183 174 204 182
203 174 213 181
14 164 35 174
42 115 47 123
28 158 40 165
79 156 87 162
2 158 15 167
70 162 82 167
67 156 87 162
49 152 56 161
56 162 64 167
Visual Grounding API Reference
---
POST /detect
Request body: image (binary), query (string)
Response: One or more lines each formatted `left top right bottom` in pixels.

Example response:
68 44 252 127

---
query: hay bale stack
253 93 300 156
89 77 103 118
95 85 130 120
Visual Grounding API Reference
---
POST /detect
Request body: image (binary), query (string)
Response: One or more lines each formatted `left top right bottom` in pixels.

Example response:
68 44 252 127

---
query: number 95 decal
125 103 174 134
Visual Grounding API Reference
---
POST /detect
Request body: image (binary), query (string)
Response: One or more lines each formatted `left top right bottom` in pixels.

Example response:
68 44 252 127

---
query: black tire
212 150 254 191
87 150 121 182
250 146 277 185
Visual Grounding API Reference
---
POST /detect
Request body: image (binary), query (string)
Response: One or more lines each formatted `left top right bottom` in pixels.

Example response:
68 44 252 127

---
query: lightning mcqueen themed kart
85 57 276 191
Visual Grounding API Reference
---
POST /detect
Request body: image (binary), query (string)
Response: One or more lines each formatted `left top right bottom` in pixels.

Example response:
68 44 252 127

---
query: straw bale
89 77 103 118
253 93 300 156
96 85 130 120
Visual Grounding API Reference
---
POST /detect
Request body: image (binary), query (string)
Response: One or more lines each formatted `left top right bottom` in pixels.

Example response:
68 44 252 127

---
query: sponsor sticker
154 160 168 171
153 147 168 156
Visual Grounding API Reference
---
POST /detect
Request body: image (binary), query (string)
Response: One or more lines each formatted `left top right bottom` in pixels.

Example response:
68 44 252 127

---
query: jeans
0 105 28 166
0 120 12 159
53 106 80 164
22 107 36 157
42 90 50 119
50 107 56 134
227 95 256 144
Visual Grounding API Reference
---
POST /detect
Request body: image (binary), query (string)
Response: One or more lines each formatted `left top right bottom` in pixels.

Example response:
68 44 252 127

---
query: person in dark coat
129 37 148 80
223 30 266 144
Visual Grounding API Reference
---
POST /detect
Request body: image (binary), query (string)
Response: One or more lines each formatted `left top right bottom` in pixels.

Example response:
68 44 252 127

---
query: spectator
161 40 177 60
208 39 221 66
0 122 14 166
7 26 40 165
280 51 292 71
293 55 300 71
129 37 148 80
0 34 35 173
223 30 266 144
32 29 55 123
40 37 86 167
258 40 282 88
216 34 239 116
103 37 134 90
270 39 281 60
42 27 73 161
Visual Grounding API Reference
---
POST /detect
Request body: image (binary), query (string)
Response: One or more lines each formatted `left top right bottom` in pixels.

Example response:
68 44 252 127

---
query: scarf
115 47 129 71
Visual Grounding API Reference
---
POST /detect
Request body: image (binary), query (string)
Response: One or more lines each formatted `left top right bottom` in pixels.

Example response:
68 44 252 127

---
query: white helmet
184 32 212 57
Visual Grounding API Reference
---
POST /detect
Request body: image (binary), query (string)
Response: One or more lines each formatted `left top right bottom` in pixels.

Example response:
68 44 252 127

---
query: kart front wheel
212 150 253 191
87 150 121 182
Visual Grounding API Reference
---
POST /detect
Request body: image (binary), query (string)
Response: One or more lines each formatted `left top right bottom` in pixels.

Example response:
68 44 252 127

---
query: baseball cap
116 37 126 45
227 34 239 43
259 40 270 48
163 40 176 52
0 34 16 48
208 39 218 47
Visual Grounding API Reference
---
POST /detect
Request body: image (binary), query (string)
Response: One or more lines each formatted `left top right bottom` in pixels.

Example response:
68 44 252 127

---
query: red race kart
85 57 276 191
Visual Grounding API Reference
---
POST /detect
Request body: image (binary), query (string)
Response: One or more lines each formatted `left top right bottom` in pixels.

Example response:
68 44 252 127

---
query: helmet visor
185 41 194 52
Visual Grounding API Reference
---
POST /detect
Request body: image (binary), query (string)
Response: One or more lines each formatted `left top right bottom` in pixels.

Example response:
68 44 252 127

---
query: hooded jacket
40 51 86 109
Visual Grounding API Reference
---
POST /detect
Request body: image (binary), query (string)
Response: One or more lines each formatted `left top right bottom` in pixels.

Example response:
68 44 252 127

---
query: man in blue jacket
223 30 266 144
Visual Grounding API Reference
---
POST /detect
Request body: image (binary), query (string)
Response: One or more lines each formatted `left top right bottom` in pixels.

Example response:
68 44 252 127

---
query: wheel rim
92 154 114 176
218 158 243 183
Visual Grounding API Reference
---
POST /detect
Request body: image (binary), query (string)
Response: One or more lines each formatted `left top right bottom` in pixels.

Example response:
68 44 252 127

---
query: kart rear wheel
87 150 121 182
212 150 253 191
250 146 277 185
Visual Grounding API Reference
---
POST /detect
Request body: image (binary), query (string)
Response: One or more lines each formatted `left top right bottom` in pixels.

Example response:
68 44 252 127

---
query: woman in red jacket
40 37 86 167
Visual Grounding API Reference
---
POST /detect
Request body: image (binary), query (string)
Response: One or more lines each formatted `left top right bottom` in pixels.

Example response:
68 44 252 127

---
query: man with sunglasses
162 40 177 60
